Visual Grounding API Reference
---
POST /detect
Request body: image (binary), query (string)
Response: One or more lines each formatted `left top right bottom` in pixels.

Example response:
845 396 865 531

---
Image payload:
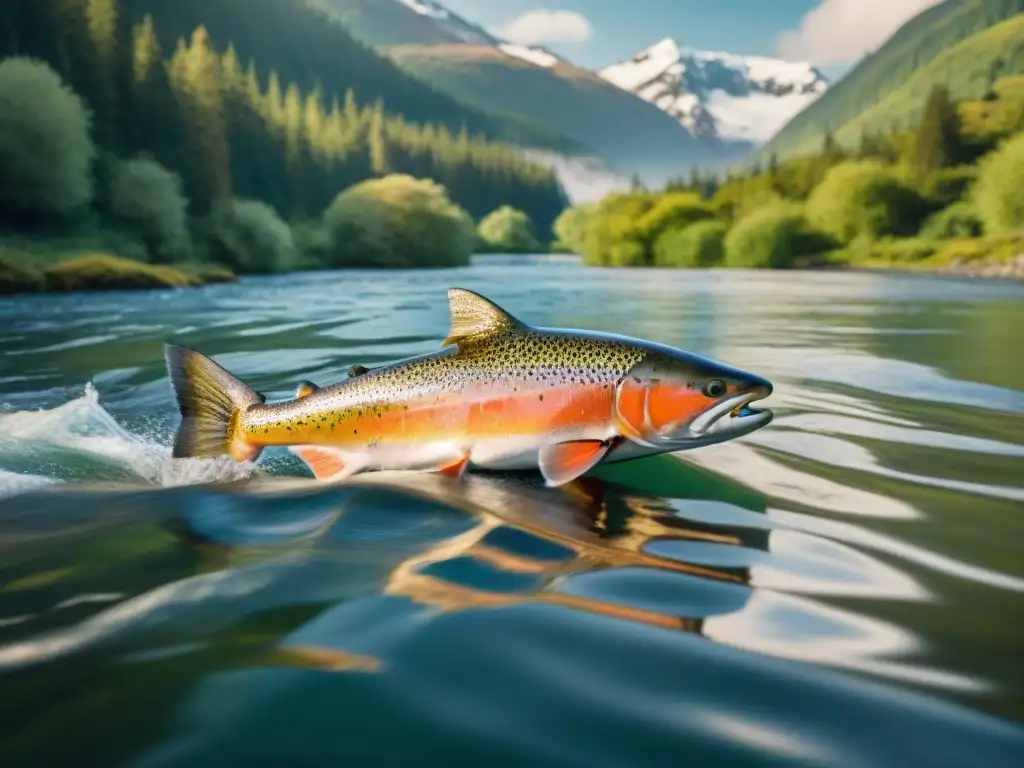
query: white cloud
497 10 593 46
776 0 944 66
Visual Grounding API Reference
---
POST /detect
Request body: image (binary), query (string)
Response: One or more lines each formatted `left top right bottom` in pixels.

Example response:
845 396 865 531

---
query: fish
164 288 774 487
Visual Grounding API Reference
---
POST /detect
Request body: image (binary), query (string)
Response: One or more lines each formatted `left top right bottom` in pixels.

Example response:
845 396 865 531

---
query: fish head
615 345 774 449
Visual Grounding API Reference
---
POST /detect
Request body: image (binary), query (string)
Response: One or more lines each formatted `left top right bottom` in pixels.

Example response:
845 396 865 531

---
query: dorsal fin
442 288 521 346
295 380 320 399
347 364 371 378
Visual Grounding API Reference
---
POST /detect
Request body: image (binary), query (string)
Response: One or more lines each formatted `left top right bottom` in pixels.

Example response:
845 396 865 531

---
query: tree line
556 79 1024 270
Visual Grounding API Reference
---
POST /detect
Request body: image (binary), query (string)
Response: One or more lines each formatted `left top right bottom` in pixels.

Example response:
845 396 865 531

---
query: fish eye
703 379 727 398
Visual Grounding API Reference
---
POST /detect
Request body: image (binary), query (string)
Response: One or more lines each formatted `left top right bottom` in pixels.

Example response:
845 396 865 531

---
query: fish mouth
682 390 774 441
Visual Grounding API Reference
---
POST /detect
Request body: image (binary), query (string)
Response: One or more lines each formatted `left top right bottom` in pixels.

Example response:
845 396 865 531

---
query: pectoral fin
538 440 612 487
290 445 360 481
437 452 471 479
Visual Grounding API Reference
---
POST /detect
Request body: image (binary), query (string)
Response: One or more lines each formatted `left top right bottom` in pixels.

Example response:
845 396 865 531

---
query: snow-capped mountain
599 38 829 145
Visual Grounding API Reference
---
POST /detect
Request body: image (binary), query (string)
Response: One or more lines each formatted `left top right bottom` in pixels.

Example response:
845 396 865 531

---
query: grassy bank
0 248 237 296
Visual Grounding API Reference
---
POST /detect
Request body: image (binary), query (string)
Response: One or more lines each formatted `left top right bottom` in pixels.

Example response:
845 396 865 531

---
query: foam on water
0 383 256 494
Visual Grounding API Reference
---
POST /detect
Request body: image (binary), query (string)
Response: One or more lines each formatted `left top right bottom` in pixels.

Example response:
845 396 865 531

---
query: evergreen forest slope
384 44 706 184
0 0 568 238
755 0 1024 162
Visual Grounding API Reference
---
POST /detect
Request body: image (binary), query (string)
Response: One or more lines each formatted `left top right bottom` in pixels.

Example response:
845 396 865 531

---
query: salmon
165 288 774 487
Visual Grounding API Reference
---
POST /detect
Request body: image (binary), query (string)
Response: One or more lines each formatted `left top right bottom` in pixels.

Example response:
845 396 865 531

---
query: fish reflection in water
1 461 1023 767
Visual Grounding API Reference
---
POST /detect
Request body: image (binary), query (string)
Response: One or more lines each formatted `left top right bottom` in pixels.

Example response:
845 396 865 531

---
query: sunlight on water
1 262 1023 766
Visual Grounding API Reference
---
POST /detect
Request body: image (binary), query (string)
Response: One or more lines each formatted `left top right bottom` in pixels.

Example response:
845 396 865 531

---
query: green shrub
0 249 44 294
653 220 728 267
973 132 1024 234
43 253 198 292
108 156 190 261
579 192 656 266
846 238 938 265
919 202 983 239
477 206 540 253
724 203 834 269
919 166 977 207
292 220 331 268
806 161 928 243
0 57 95 219
323 174 474 268
202 198 296 274
552 204 594 254
634 193 715 243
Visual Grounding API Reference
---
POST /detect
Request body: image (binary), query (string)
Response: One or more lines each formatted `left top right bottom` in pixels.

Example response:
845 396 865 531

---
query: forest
0 0 566 293
555 77 1024 275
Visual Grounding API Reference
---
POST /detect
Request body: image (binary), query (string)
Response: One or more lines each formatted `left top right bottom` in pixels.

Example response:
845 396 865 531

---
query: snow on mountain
498 43 560 69
599 38 829 145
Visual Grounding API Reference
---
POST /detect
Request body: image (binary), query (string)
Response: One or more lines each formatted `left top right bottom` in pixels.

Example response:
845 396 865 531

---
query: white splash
0 383 257 495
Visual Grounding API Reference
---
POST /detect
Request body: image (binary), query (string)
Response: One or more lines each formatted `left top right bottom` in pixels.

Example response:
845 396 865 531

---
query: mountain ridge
597 37 829 147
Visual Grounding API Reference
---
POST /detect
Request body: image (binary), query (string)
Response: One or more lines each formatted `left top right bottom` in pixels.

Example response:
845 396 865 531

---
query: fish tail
164 344 266 462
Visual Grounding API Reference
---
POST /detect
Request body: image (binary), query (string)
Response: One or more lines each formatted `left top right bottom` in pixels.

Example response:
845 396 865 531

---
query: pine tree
131 14 158 86
368 100 389 176
169 26 232 211
912 84 962 175
86 0 119 148
822 126 838 157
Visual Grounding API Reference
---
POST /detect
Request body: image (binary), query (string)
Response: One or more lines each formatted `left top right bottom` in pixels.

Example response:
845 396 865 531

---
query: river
1 256 1022 766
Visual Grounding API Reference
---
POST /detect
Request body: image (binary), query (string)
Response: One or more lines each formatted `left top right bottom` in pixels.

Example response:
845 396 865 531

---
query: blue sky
440 0 945 79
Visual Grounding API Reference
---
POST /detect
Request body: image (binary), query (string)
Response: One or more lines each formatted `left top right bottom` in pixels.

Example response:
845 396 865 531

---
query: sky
440 0 946 80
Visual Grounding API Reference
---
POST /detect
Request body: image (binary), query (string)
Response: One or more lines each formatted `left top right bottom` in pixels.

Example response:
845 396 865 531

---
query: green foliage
756 0 1024 162
577 193 657 266
1 2 568 244
724 203 834 269
477 206 540 253
653 220 728 268
841 237 938 265
323 174 475 268
108 157 191 261
553 204 595 254
920 202 983 239
0 57 95 220
806 161 928 243
43 253 199 291
202 199 297 274
634 193 715 243
919 166 978 207
972 131 1024 234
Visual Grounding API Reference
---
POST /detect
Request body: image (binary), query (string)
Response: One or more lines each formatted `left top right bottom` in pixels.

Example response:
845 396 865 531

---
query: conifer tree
912 84 962 175
86 0 119 147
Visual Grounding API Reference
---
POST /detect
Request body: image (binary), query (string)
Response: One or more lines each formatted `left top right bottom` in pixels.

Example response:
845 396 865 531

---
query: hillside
384 44 705 186
70 0 574 152
755 0 1024 162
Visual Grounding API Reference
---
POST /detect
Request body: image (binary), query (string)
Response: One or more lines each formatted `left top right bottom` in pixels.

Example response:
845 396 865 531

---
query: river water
1 256 1022 766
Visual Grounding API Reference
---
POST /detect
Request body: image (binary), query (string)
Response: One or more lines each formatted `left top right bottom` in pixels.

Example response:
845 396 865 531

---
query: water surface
1 257 1023 766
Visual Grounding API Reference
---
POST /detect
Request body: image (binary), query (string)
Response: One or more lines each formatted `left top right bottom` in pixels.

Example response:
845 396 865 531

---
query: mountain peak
599 38 829 145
